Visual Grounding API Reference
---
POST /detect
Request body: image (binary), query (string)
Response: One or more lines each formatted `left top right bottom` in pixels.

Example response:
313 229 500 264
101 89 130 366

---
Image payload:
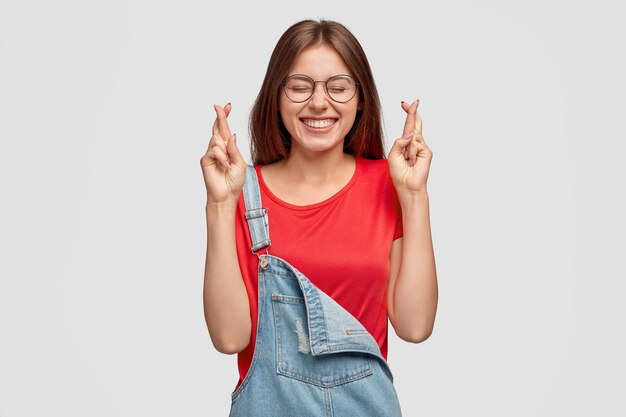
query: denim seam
276 364 373 388
324 387 333 417
271 294 304 304
273 298 285 374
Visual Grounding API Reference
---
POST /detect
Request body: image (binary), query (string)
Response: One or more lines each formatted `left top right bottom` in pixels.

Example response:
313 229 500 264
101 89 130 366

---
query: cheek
279 110 296 130
277 106 290 127
342 107 359 129
278 96 297 119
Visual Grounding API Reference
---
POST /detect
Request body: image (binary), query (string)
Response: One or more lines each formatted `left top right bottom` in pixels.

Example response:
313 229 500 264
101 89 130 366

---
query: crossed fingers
400 100 426 165
207 103 232 170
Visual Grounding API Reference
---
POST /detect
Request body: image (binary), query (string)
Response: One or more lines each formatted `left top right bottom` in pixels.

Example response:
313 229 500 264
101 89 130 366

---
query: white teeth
302 119 337 128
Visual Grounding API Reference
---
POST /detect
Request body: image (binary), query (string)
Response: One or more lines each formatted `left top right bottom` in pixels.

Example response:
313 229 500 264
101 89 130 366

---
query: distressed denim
229 165 402 417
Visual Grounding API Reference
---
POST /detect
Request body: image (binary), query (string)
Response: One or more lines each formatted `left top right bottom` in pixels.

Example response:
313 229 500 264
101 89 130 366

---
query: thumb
390 131 414 156
226 133 245 166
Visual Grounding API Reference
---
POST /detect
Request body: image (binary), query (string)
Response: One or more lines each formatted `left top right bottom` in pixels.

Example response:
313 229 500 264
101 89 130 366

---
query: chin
292 137 346 154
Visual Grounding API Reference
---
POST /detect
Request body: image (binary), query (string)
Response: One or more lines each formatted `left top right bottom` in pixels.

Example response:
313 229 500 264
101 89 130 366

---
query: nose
308 82 329 109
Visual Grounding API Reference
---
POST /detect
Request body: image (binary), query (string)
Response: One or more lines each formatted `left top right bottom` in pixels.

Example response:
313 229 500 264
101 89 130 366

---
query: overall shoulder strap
242 165 271 253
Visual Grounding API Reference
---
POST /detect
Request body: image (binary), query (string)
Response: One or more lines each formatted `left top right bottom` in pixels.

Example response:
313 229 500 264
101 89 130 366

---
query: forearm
203 202 251 354
393 192 438 342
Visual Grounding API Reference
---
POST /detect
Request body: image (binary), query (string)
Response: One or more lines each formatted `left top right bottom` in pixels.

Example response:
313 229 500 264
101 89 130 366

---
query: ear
357 100 364 111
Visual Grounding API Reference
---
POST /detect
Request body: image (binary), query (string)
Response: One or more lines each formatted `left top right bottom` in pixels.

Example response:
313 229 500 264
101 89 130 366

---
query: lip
300 117 338 133
299 116 339 120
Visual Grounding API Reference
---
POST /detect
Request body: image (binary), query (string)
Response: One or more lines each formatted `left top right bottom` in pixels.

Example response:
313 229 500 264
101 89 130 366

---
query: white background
1 0 625 416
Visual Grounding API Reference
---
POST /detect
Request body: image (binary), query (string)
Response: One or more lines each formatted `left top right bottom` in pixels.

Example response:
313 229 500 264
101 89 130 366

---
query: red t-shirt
233 156 403 390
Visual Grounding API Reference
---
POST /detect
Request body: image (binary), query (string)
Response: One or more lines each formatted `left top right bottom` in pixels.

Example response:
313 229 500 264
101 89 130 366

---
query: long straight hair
249 20 385 165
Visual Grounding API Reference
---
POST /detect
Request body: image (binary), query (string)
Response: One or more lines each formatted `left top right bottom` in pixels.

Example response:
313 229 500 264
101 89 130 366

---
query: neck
282 147 355 183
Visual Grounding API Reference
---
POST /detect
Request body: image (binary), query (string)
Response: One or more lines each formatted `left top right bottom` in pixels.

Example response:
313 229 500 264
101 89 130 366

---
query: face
278 43 362 157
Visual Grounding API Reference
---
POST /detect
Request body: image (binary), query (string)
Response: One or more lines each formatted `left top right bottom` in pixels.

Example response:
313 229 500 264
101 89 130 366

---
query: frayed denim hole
294 318 310 354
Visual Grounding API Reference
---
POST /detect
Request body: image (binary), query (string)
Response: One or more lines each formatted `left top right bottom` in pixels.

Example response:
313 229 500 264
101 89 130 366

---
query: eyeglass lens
284 75 357 103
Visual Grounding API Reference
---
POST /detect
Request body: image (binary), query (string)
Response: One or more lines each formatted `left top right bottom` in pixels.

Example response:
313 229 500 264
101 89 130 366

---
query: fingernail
416 99 420 106
401 101 406 105
226 102 231 107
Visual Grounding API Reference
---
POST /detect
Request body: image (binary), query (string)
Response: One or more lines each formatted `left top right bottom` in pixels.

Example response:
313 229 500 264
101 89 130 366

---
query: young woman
201 19 438 416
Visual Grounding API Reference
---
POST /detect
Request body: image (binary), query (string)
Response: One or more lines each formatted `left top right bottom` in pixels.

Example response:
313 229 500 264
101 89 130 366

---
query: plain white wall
1 0 624 416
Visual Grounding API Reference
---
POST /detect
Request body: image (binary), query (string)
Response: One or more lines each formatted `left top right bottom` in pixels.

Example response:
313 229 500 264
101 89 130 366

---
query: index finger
401 100 418 138
213 104 232 140
414 110 423 135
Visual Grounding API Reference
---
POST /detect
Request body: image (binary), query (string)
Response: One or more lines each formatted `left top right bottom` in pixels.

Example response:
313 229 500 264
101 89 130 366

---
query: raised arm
201 103 251 354
387 100 438 343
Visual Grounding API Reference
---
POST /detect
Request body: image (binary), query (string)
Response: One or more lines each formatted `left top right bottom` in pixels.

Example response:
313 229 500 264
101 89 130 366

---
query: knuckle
214 147 226 159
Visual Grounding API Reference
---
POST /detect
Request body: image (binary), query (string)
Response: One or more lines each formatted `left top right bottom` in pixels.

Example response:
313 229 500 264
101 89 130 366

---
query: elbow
391 303 438 344
204 309 252 355
211 334 250 355
206 320 252 355
397 324 434 344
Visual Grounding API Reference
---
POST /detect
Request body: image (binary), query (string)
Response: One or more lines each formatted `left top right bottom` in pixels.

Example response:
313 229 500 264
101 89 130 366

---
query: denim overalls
229 165 403 417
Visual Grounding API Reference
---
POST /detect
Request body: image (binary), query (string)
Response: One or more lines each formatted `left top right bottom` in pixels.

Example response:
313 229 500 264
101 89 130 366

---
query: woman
201 19 438 416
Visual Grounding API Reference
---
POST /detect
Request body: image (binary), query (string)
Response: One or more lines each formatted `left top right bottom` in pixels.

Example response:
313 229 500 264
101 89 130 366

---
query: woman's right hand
201 103 247 206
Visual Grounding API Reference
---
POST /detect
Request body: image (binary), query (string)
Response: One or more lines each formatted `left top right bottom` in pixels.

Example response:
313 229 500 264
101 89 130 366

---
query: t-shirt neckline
255 156 361 211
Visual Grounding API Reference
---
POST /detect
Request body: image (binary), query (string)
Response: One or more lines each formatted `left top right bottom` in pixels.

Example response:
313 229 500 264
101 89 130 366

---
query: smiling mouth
300 118 338 129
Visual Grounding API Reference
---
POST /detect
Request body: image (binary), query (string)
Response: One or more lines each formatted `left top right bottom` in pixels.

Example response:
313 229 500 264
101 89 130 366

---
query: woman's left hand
388 99 433 195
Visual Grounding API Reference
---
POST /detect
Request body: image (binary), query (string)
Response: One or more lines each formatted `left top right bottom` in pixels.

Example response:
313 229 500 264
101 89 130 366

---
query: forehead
288 44 353 79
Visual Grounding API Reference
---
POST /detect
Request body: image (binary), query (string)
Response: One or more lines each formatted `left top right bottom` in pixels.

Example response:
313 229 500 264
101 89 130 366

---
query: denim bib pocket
271 293 374 387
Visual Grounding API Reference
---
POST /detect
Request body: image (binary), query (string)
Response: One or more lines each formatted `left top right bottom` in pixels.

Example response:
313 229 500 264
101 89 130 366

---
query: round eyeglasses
281 74 360 103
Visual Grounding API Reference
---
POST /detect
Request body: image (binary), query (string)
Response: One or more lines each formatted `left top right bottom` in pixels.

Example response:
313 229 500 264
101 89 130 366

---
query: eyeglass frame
280 73 361 104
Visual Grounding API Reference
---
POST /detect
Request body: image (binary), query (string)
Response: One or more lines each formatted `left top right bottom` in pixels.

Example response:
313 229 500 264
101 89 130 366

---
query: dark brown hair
249 19 385 165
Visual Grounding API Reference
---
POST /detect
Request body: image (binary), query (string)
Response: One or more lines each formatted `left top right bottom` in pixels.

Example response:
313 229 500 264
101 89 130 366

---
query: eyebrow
286 73 355 79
